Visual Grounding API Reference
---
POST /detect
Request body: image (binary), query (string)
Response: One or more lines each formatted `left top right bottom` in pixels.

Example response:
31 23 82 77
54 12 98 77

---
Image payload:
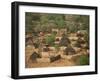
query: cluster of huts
26 28 89 63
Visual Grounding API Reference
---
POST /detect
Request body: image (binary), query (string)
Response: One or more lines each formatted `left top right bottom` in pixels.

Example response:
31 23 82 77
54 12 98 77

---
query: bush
45 34 55 45
77 55 89 65
54 45 60 50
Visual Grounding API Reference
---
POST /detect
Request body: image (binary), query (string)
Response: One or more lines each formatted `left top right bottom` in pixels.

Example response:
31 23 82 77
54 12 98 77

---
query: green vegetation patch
77 55 89 65
45 34 55 45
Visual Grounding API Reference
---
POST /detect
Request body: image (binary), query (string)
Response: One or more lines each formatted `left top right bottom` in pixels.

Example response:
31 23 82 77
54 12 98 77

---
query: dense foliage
25 13 89 34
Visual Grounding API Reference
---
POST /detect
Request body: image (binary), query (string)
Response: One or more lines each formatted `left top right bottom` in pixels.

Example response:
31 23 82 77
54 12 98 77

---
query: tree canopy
25 12 89 34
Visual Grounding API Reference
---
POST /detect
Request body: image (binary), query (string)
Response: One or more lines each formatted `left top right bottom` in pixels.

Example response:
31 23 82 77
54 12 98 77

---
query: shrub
54 45 60 51
77 55 89 65
45 34 55 45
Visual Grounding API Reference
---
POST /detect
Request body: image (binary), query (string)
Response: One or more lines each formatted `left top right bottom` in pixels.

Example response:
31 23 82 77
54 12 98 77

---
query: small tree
45 34 55 45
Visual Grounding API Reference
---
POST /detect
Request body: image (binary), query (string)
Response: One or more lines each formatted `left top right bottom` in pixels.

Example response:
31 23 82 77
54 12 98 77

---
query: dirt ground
25 32 89 68
25 45 81 68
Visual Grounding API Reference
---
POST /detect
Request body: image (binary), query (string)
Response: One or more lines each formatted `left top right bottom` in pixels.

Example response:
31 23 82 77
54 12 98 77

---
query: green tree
45 34 55 45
